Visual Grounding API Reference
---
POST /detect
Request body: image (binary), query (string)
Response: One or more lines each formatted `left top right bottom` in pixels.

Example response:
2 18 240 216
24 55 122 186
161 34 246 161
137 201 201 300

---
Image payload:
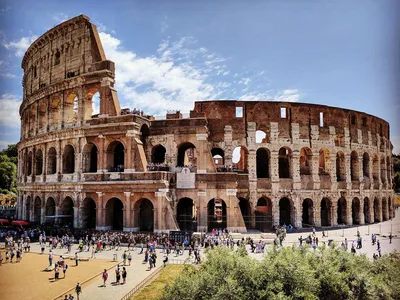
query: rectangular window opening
319 112 324 127
236 107 243 118
280 107 287 119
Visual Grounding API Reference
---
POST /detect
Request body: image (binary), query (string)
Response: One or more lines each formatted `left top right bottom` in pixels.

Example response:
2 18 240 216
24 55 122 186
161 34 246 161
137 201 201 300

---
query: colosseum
16 15 395 233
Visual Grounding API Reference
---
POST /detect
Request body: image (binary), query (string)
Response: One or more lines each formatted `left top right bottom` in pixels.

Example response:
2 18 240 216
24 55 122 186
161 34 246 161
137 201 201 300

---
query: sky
0 0 399 153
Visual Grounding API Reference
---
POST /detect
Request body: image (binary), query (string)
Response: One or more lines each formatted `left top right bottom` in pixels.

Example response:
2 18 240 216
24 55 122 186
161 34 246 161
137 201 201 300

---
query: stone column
345 153 352 189
124 192 132 231
270 150 279 192
346 200 353 226
155 191 163 232
331 201 338 226
311 152 320 189
358 155 364 189
314 203 321 227
95 192 105 230
197 191 208 232
272 197 280 227
56 139 61 176
98 135 106 173
359 198 365 225
73 207 79 228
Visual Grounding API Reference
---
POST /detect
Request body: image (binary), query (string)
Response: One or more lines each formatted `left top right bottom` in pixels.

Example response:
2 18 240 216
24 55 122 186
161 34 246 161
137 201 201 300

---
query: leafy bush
162 246 400 300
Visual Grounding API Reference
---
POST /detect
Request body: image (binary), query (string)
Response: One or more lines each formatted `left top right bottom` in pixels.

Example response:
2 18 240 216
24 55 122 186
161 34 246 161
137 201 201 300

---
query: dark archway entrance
151 145 166 164
82 143 98 173
107 141 125 172
25 196 31 221
337 197 347 225
320 198 332 226
364 198 370 224
34 196 41 223
373 198 379 222
278 148 291 178
177 142 196 167
279 197 292 226
352 198 360 225
207 198 227 231
177 198 196 232
81 198 96 229
60 197 74 226
239 198 251 229
105 198 124 230
137 199 154 232
45 197 56 223
255 197 272 232
382 198 388 221
256 148 270 178
63 145 75 174
302 199 314 227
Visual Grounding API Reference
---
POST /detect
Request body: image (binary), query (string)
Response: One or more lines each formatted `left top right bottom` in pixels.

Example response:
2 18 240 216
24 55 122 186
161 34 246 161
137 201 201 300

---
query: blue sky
0 0 399 153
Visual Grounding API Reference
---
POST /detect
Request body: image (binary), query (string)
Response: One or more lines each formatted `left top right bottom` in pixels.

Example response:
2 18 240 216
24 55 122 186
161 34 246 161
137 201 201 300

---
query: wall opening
235 107 243 118
256 148 270 178
232 146 248 173
62 145 75 174
81 198 96 229
350 151 359 181
320 198 332 226
105 198 124 230
302 199 314 227
106 141 125 172
35 149 43 175
207 198 227 230
239 198 251 229
255 197 272 232
336 152 346 181
280 107 287 119
279 197 293 226
82 143 98 173
299 147 312 175
278 147 291 178
362 153 369 177
151 145 166 164
177 198 196 232
211 148 224 166
352 198 360 225
255 130 267 143
47 147 57 175
177 142 196 167
337 197 347 225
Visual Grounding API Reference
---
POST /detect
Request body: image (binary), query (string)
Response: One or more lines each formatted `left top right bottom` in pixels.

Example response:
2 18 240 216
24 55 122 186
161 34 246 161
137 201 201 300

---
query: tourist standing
63 262 68 278
122 267 127 284
75 282 82 300
128 252 132 266
115 265 121 284
49 250 53 266
102 269 108 287
75 252 79 266
55 264 60 281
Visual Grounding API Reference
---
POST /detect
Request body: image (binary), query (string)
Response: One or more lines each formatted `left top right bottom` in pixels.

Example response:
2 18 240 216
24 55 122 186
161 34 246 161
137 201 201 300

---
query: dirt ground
0 251 116 300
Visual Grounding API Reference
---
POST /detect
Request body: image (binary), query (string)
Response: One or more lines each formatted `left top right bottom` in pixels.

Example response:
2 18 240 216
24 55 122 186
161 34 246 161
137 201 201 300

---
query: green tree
0 161 17 191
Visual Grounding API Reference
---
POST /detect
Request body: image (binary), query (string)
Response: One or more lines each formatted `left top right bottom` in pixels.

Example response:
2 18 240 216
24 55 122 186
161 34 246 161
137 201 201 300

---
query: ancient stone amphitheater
16 15 395 233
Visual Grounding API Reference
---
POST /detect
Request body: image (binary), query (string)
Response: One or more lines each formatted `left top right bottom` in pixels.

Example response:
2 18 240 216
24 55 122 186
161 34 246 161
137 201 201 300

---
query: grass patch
131 265 188 300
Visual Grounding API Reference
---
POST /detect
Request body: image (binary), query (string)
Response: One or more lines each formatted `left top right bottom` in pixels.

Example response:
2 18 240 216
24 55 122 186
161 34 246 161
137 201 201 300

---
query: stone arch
106 141 125 172
47 147 57 174
82 143 98 173
177 197 196 232
49 97 61 129
382 198 388 221
151 144 166 164
278 147 292 178
133 198 154 232
64 92 79 125
256 130 268 143
255 197 272 231
279 197 295 226
84 89 100 119
320 198 332 226
35 149 43 175
336 151 346 182
372 154 379 187
62 144 75 174
388 197 393 219
319 148 330 174
81 197 96 229
211 147 224 166
177 142 197 167
27 151 33 176
232 146 248 172
256 148 270 178
363 197 370 224
299 147 312 175
380 157 386 183
207 198 227 230
238 197 251 229
25 196 31 221
33 196 41 223
302 198 314 227
140 124 150 145
60 196 74 226
386 156 391 184
37 99 47 131
350 151 359 181
105 197 124 230
352 198 361 225
337 197 347 225
362 153 370 177
45 197 56 223
373 197 380 222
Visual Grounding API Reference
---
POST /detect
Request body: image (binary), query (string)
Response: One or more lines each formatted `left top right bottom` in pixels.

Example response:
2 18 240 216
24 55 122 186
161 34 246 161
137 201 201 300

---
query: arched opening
49 98 60 129
388 197 393 219
337 197 347 225
336 152 346 181
299 147 312 175
320 198 332 226
256 148 270 178
382 198 388 221
62 145 75 174
207 198 227 230
386 157 391 184
35 149 43 175
105 198 124 230
380 157 386 183
319 148 330 174
106 141 125 172
177 142 196 167
135 198 154 232
255 197 272 232
350 151 359 181
177 198 196 232
302 199 314 227
140 124 150 145
27 151 33 176
45 197 56 223
81 198 96 229
278 147 291 178
92 91 100 116
84 90 100 119
82 143 98 173
364 197 370 224
38 100 47 131
232 146 248 173
372 155 379 187
352 198 360 225
363 153 370 177
373 198 380 222
255 130 267 143
211 148 225 166
151 145 166 164
60 197 74 226
47 147 57 174
25 196 31 221
34 196 41 223
279 197 293 226
239 198 251 229
64 93 79 126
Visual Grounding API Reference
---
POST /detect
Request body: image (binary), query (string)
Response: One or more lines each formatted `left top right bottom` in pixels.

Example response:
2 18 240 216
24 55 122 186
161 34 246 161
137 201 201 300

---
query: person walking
102 269 108 287
128 252 132 266
49 250 53 266
63 263 68 278
122 267 127 285
75 252 79 267
389 233 393 244
55 264 60 281
122 251 127 266
115 265 121 284
75 282 82 300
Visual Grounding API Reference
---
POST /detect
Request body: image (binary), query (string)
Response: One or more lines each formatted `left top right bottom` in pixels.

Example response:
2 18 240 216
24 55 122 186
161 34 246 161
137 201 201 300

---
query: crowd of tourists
146 163 169 171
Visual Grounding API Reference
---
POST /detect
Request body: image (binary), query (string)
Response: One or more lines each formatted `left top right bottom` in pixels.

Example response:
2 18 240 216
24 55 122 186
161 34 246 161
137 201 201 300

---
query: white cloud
240 89 300 102
3 35 38 57
160 17 169 33
239 77 251 85
52 13 69 24
0 94 22 127
0 140 15 151
0 73 16 78
391 136 400 155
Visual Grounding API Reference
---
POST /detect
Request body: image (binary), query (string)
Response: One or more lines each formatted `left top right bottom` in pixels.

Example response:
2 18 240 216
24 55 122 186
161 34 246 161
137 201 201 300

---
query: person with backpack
102 269 108 287
75 282 82 300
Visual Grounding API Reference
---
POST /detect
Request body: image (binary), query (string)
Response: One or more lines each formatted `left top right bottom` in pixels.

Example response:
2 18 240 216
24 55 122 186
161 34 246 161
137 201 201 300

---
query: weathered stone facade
17 15 395 233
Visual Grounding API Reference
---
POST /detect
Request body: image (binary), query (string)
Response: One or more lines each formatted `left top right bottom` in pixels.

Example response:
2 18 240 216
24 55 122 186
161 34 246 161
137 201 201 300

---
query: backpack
66 264 68 269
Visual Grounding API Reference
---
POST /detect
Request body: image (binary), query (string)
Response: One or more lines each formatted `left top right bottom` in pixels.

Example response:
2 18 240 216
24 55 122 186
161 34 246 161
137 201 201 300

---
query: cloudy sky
0 0 399 153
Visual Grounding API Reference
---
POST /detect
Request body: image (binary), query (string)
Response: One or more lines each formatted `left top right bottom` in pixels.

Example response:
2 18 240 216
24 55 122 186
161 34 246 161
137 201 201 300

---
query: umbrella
11 220 29 226
0 219 8 224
